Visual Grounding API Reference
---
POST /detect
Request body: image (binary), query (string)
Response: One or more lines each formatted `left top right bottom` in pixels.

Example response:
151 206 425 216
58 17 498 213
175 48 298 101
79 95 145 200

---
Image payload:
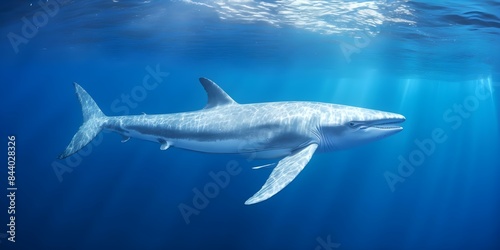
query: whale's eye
349 122 362 128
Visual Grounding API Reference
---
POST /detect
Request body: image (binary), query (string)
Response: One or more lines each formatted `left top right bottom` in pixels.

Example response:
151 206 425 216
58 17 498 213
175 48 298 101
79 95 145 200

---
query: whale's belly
171 138 293 159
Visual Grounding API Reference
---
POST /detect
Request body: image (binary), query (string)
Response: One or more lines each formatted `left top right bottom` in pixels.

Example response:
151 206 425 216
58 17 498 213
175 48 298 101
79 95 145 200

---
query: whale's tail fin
59 83 106 159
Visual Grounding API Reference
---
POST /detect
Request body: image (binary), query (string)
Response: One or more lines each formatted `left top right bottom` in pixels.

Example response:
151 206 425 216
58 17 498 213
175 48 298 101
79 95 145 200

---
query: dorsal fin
199 77 237 109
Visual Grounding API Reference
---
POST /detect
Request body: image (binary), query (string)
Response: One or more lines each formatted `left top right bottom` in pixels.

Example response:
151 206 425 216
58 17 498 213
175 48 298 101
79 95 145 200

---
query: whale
59 78 405 204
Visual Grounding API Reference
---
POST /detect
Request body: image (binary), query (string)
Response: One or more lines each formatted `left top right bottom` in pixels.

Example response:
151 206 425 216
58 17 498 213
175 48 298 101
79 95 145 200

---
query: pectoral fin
121 136 130 143
245 143 318 205
252 163 275 170
160 141 171 150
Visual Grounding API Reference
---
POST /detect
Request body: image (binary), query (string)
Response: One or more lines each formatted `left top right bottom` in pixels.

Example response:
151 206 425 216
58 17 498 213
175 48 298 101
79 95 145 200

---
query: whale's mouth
373 125 403 130
370 118 405 131
350 117 405 131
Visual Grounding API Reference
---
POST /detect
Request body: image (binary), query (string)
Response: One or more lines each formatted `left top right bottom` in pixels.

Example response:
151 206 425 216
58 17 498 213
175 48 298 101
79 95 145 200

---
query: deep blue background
1 1 499 249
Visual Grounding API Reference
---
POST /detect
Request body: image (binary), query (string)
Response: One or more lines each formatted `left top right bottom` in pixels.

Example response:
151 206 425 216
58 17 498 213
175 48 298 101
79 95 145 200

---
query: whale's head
318 105 405 151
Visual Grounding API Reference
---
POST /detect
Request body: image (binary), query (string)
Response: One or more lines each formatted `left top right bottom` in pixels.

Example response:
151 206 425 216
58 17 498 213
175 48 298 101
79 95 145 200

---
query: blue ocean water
1 0 499 249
